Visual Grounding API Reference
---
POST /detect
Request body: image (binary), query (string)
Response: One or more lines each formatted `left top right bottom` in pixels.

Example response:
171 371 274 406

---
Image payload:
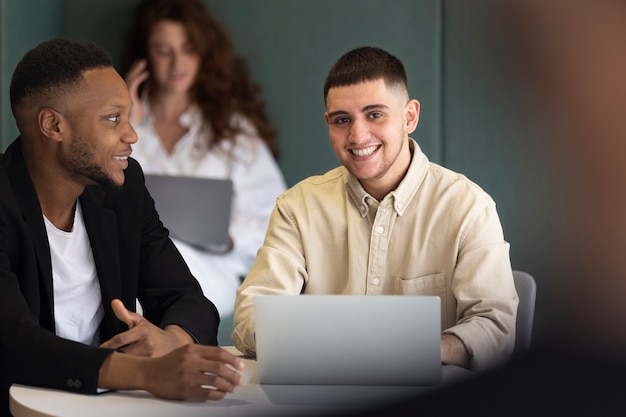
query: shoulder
278 166 348 202
426 161 494 204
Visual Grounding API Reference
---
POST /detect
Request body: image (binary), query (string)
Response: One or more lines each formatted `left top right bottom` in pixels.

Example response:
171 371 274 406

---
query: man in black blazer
0 38 244 416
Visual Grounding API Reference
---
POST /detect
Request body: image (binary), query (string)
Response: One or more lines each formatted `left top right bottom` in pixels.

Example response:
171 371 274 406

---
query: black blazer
0 138 219 415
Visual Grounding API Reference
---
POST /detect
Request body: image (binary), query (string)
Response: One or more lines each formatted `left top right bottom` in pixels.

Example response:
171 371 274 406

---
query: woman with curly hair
122 0 286 319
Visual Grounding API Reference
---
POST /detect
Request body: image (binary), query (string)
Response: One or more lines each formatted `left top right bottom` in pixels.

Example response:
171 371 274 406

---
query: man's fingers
111 299 142 328
197 345 245 372
100 333 129 351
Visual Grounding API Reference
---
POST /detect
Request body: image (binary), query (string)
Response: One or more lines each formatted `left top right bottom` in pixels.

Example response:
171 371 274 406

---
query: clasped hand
96 299 245 401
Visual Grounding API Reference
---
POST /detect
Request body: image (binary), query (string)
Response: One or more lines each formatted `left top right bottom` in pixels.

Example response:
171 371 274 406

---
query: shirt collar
140 99 201 128
140 103 207 153
178 105 203 129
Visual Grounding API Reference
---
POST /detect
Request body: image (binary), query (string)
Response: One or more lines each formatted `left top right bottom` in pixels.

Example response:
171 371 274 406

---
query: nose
123 122 138 145
171 50 184 69
349 118 368 143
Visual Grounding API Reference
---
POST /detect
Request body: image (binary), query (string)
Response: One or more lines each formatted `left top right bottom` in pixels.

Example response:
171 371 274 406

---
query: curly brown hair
121 0 279 159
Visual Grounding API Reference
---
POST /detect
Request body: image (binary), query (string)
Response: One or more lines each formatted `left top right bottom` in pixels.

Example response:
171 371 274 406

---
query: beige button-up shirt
233 139 518 371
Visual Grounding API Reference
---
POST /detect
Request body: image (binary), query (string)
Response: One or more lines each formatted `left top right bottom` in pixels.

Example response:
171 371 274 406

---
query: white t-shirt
45 200 104 346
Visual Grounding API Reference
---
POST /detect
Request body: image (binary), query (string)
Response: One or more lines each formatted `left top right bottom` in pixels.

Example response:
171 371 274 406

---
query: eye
153 47 170 57
106 114 120 123
183 43 197 55
368 112 383 120
332 117 351 125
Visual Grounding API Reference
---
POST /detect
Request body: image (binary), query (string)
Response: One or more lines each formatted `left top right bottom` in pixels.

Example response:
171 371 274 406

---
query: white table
10 347 474 417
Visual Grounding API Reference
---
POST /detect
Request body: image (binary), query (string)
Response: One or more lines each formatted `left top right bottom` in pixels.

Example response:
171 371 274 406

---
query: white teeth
114 156 128 161
352 146 378 157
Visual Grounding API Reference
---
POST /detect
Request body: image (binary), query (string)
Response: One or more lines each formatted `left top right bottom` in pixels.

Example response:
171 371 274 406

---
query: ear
404 99 420 134
324 111 330 127
38 108 65 143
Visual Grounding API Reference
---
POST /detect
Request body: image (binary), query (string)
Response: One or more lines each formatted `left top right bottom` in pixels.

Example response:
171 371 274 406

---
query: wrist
98 351 149 391
165 324 195 346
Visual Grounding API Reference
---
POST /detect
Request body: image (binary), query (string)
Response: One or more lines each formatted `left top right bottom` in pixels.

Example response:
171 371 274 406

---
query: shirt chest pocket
393 273 448 329
393 272 446 296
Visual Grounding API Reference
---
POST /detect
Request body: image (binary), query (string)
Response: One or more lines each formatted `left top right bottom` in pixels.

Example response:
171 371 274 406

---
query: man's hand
98 344 246 401
99 299 192 357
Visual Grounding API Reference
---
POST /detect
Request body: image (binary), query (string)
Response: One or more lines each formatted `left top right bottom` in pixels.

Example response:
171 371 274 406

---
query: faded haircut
323 46 408 104
9 38 112 116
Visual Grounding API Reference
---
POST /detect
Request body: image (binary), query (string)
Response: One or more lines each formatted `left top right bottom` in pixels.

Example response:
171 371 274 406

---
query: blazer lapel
80 187 122 340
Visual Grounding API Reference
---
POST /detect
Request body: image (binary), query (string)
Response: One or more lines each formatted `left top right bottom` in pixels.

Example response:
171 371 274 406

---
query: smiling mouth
113 156 128 161
351 145 379 157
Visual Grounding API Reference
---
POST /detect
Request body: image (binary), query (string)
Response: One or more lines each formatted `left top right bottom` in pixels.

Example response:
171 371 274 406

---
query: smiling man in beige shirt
233 46 518 372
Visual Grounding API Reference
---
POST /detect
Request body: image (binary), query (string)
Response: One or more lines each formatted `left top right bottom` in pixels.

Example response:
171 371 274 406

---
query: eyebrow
101 103 129 114
327 104 390 119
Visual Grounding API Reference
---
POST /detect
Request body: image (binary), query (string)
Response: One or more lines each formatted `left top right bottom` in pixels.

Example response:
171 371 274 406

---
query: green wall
441 3 563 341
0 0 64 148
0 0 562 345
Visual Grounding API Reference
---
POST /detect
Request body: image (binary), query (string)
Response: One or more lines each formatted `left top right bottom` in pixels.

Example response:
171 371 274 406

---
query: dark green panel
62 0 136 69
206 0 442 186
442 1 562 343
0 0 63 150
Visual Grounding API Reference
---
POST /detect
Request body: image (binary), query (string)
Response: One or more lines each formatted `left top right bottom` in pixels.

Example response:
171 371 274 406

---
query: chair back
512 270 537 356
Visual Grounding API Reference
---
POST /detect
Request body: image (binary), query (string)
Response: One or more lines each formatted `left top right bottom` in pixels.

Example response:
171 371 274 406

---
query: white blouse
131 104 286 317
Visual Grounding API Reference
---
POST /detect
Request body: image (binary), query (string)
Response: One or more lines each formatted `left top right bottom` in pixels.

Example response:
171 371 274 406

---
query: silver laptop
144 174 233 252
254 295 442 386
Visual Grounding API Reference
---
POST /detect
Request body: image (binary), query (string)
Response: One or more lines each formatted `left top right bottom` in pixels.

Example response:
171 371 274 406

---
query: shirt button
376 226 384 234
372 278 380 286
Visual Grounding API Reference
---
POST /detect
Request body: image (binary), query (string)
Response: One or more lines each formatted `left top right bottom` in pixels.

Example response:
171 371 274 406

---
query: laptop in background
144 174 233 252
254 295 442 386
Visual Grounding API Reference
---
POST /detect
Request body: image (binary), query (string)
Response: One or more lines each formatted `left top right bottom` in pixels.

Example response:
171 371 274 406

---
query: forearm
98 351 148 391
440 333 470 369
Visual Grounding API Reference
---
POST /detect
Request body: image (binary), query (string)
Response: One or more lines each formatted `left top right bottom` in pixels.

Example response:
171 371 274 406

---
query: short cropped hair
323 46 408 103
9 38 112 116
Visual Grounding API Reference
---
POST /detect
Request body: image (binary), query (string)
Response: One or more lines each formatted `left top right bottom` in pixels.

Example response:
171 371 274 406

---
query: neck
36 177 82 232
43 200 77 232
23 140 84 232
150 92 191 121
